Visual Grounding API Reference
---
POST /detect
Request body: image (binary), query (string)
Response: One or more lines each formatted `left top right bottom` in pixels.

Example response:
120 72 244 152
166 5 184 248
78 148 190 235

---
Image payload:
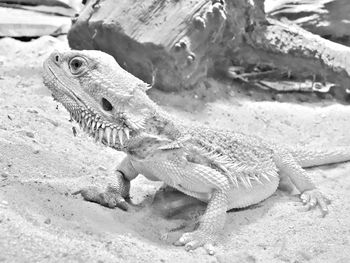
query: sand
0 36 349 263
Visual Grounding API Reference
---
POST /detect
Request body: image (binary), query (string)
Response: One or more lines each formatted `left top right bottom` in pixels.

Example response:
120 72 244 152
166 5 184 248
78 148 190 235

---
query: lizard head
43 50 151 149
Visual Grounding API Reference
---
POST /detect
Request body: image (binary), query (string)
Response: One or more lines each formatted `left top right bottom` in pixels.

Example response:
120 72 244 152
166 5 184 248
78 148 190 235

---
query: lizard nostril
55 55 59 62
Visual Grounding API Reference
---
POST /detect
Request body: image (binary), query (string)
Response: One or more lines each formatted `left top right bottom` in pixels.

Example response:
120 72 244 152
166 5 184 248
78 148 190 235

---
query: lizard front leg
73 156 138 210
139 155 231 254
174 190 228 255
274 149 330 216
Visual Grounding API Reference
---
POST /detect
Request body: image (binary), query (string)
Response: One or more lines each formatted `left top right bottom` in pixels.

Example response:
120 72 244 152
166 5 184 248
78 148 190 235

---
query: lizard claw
300 189 330 217
72 186 129 211
174 230 216 255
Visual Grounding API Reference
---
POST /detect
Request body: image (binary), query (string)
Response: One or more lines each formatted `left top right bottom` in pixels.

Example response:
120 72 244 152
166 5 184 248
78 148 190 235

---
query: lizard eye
101 97 113 111
69 57 85 74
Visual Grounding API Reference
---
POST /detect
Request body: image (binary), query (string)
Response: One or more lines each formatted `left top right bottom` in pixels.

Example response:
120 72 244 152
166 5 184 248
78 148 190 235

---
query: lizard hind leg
274 149 330 216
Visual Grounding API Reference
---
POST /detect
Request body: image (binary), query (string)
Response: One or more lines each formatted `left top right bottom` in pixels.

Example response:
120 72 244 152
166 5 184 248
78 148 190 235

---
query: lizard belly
130 158 213 199
227 176 280 210
130 157 279 210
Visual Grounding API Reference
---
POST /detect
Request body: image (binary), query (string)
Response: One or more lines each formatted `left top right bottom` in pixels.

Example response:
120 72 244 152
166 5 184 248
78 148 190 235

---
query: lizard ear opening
101 97 113 111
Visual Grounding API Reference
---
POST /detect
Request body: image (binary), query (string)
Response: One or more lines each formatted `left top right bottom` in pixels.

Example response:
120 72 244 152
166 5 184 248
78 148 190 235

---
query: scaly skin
43 50 350 254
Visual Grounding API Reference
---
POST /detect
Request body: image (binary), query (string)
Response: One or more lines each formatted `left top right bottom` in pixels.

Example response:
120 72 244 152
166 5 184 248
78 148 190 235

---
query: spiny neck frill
133 89 183 140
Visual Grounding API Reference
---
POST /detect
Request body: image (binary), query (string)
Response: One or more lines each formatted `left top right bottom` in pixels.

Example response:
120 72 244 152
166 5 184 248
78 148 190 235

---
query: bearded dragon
42 50 350 255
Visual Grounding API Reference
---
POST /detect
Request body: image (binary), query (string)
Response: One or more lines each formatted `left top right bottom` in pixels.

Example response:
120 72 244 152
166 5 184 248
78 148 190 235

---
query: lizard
42 50 350 255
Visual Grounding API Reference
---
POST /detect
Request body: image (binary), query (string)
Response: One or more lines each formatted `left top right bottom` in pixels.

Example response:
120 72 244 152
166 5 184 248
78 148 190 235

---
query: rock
25 131 35 138
266 0 350 46
1 172 9 179
97 166 107 171
27 109 38 114
0 200 9 208
0 7 71 37
68 0 226 91
3 0 80 9
298 251 313 261
3 4 77 17
47 119 59 127
44 218 51 224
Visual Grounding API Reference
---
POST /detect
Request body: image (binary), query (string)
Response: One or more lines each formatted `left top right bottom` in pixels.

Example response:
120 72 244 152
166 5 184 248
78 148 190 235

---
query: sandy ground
0 36 350 263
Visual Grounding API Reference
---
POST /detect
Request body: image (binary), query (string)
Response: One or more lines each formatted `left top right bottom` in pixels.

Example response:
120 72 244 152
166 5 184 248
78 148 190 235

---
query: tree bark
68 0 350 93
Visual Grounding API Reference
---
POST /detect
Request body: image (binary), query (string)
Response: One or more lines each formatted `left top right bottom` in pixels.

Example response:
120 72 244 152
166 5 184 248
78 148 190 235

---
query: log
67 0 350 93
0 6 71 37
266 0 350 47
0 0 80 9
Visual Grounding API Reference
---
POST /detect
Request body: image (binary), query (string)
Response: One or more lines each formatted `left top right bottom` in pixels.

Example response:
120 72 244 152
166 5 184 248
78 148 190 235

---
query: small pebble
44 218 51 224
25 131 35 138
1 173 9 178
98 166 107 171
27 109 38 114
33 149 40 154
0 200 9 208
299 251 312 261
47 119 59 127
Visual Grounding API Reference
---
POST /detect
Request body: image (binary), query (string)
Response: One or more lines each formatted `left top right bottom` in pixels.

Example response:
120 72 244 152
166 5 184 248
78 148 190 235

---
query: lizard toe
97 192 129 210
98 192 118 208
72 186 128 210
204 243 216 255
72 186 101 202
185 240 202 251
114 197 129 211
175 230 216 255
300 189 330 217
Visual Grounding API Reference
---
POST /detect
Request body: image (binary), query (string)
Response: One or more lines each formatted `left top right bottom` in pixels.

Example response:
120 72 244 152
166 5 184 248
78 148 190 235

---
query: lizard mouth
43 64 130 149
71 108 130 148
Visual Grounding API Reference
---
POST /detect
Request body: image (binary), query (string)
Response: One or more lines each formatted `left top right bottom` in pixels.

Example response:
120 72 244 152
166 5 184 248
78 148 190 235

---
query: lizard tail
290 146 350 168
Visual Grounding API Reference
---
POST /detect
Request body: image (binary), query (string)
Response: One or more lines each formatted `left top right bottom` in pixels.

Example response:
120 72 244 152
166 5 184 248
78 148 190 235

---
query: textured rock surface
1 0 80 8
266 0 350 47
67 0 350 94
0 7 71 37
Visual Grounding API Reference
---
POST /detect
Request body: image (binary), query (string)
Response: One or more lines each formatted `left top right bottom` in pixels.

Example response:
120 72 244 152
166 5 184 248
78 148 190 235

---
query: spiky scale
253 175 263 185
98 128 104 143
112 128 118 145
95 121 102 131
94 130 99 142
124 127 130 140
261 173 271 182
86 118 92 129
231 176 239 188
118 130 124 145
91 121 96 132
105 127 112 145
246 177 252 188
